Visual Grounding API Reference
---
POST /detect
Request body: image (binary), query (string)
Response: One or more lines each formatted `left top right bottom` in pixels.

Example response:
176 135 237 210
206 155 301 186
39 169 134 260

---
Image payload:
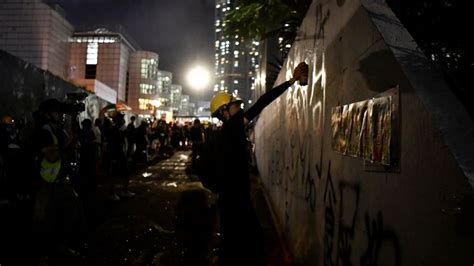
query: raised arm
244 62 308 122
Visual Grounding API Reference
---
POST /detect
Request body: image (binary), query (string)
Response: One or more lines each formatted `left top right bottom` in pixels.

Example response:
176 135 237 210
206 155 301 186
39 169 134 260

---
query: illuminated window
86 43 98 65
140 83 156 94
73 36 118 43
139 98 153 110
141 59 158 79
85 42 98 79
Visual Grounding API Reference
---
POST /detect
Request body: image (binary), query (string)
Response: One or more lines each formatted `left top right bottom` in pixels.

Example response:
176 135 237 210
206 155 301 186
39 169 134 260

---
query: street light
186 66 211 91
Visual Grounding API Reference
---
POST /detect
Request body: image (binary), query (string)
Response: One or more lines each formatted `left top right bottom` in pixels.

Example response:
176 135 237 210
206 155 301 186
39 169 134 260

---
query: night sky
55 0 215 101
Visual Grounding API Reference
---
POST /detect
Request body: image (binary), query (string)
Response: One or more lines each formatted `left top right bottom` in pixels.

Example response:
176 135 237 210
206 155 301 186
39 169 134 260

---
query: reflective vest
39 124 62 183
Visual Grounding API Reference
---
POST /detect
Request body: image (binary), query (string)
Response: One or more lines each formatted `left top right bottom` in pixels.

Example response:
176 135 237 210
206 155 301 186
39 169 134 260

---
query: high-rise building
170 84 183 113
127 51 162 116
179 94 190 116
214 0 260 108
157 70 173 104
196 101 211 116
69 28 137 102
0 0 74 80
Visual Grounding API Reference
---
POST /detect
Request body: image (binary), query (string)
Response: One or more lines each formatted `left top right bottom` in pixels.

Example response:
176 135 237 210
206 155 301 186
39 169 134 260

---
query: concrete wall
0 50 109 124
253 0 474 265
0 50 83 121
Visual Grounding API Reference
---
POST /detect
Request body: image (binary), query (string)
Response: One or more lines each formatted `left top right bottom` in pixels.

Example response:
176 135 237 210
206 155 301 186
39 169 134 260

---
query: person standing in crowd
0 115 25 200
126 116 136 159
200 62 307 266
106 112 134 200
33 99 84 263
79 119 96 192
135 120 149 164
170 123 182 151
189 118 205 168
92 118 102 177
156 119 168 155
78 118 98 228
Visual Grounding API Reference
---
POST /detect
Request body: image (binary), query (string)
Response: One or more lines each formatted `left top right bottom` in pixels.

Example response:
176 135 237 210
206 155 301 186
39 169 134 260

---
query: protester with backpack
197 62 308 265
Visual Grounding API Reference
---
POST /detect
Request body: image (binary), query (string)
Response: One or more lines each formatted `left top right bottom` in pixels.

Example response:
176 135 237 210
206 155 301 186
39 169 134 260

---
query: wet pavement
86 151 219 266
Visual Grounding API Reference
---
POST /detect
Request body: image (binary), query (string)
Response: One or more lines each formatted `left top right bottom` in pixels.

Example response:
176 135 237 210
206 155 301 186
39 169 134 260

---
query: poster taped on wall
331 87 398 167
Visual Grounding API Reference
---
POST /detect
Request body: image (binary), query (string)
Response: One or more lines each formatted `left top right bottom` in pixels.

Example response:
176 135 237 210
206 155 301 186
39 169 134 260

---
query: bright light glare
187 66 210 90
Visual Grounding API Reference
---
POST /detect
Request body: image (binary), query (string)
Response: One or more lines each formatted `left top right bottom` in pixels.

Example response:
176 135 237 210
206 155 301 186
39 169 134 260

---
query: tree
223 0 311 50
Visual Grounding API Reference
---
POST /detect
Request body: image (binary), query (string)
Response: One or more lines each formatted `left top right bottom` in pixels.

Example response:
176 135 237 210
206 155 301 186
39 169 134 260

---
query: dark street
85 151 218 265
0 151 289 266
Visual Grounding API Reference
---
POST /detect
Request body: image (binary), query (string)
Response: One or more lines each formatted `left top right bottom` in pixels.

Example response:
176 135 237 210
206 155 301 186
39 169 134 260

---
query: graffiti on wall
360 212 401 266
321 162 400 266
259 34 402 266
255 2 405 263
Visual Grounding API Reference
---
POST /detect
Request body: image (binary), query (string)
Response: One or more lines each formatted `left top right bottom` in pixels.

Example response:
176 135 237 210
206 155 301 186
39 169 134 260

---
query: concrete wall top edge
360 0 474 188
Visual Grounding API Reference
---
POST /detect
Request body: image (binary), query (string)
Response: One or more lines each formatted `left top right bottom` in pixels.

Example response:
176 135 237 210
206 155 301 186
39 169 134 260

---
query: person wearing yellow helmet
201 62 308 266
211 62 307 124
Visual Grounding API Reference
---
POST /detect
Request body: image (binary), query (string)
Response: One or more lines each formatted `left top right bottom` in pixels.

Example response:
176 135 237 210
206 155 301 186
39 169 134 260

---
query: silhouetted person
106 112 134 200
203 62 307 266
189 119 205 167
135 120 149 164
126 116 136 158
79 119 96 193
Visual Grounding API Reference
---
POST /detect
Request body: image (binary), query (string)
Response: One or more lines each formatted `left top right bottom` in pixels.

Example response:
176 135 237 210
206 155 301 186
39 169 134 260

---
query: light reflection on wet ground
87 151 219 266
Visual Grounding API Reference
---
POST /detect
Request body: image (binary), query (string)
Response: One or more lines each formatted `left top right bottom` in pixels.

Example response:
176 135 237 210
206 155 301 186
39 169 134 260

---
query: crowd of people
0 61 306 266
0 98 213 264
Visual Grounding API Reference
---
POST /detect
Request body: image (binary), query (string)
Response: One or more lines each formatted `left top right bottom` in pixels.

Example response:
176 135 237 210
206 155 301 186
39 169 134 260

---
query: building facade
214 0 260 108
127 51 161 116
178 94 190 116
196 101 211 116
157 71 173 106
170 84 183 113
69 29 137 102
0 0 74 80
0 0 188 117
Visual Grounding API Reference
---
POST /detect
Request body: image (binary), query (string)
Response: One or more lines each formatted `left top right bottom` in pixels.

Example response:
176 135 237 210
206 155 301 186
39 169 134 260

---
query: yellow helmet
210 92 242 117
1 115 14 125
